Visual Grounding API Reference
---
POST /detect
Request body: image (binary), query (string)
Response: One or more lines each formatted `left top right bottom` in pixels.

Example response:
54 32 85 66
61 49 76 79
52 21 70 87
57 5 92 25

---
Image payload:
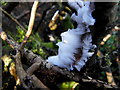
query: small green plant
60 81 79 90
14 26 57 59
0 1 7 6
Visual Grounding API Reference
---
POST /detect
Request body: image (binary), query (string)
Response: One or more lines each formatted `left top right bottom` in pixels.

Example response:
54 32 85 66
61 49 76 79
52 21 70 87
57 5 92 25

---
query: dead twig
2 2 19 13
16 10 30 20
0 30 20 49
12 50 28 88
100 34 111 45
106 70 117 87
16 2 45 20
116 57 120 78
31 75 49 89
97 50 117 87
0 7 27 32
82 75 114 88
20 1 39 49
26 61 41 76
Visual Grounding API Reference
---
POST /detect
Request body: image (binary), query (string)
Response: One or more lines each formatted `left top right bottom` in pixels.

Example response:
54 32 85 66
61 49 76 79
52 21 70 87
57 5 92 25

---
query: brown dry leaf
49 20 58 30
1 55 20 85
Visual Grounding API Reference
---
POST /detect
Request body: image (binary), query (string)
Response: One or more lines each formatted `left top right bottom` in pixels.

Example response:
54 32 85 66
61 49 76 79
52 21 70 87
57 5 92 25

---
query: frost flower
47 0 96 71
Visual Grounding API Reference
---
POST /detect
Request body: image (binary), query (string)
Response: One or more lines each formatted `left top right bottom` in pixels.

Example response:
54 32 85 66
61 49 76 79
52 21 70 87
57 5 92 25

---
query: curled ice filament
47 0 96 71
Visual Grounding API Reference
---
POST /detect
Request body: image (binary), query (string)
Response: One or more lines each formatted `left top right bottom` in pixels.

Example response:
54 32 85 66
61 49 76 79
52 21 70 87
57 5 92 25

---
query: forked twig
12 49 49 89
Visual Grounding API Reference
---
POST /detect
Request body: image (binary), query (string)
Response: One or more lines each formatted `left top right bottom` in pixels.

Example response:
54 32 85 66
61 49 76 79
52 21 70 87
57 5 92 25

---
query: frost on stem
47 0 96 71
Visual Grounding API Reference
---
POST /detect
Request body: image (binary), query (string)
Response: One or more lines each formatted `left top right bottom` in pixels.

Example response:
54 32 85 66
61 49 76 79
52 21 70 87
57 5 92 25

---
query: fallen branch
0 29 115 88
1 28 116 88
23 48 81 81
23 48 118 88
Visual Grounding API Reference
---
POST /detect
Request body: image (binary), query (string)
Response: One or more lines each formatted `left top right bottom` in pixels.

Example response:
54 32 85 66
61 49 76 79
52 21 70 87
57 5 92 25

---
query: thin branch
116 57 120 78
82 76 114 88
20 1 39 49
100 34 111 45
2 2 19 13
0 30 20 49
26 61 41 76
16 2 45 20
31 75 49 89
106 70 117 87
16 10 30 20
12 50 28 88
0 7 27 31
97 50 117 87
